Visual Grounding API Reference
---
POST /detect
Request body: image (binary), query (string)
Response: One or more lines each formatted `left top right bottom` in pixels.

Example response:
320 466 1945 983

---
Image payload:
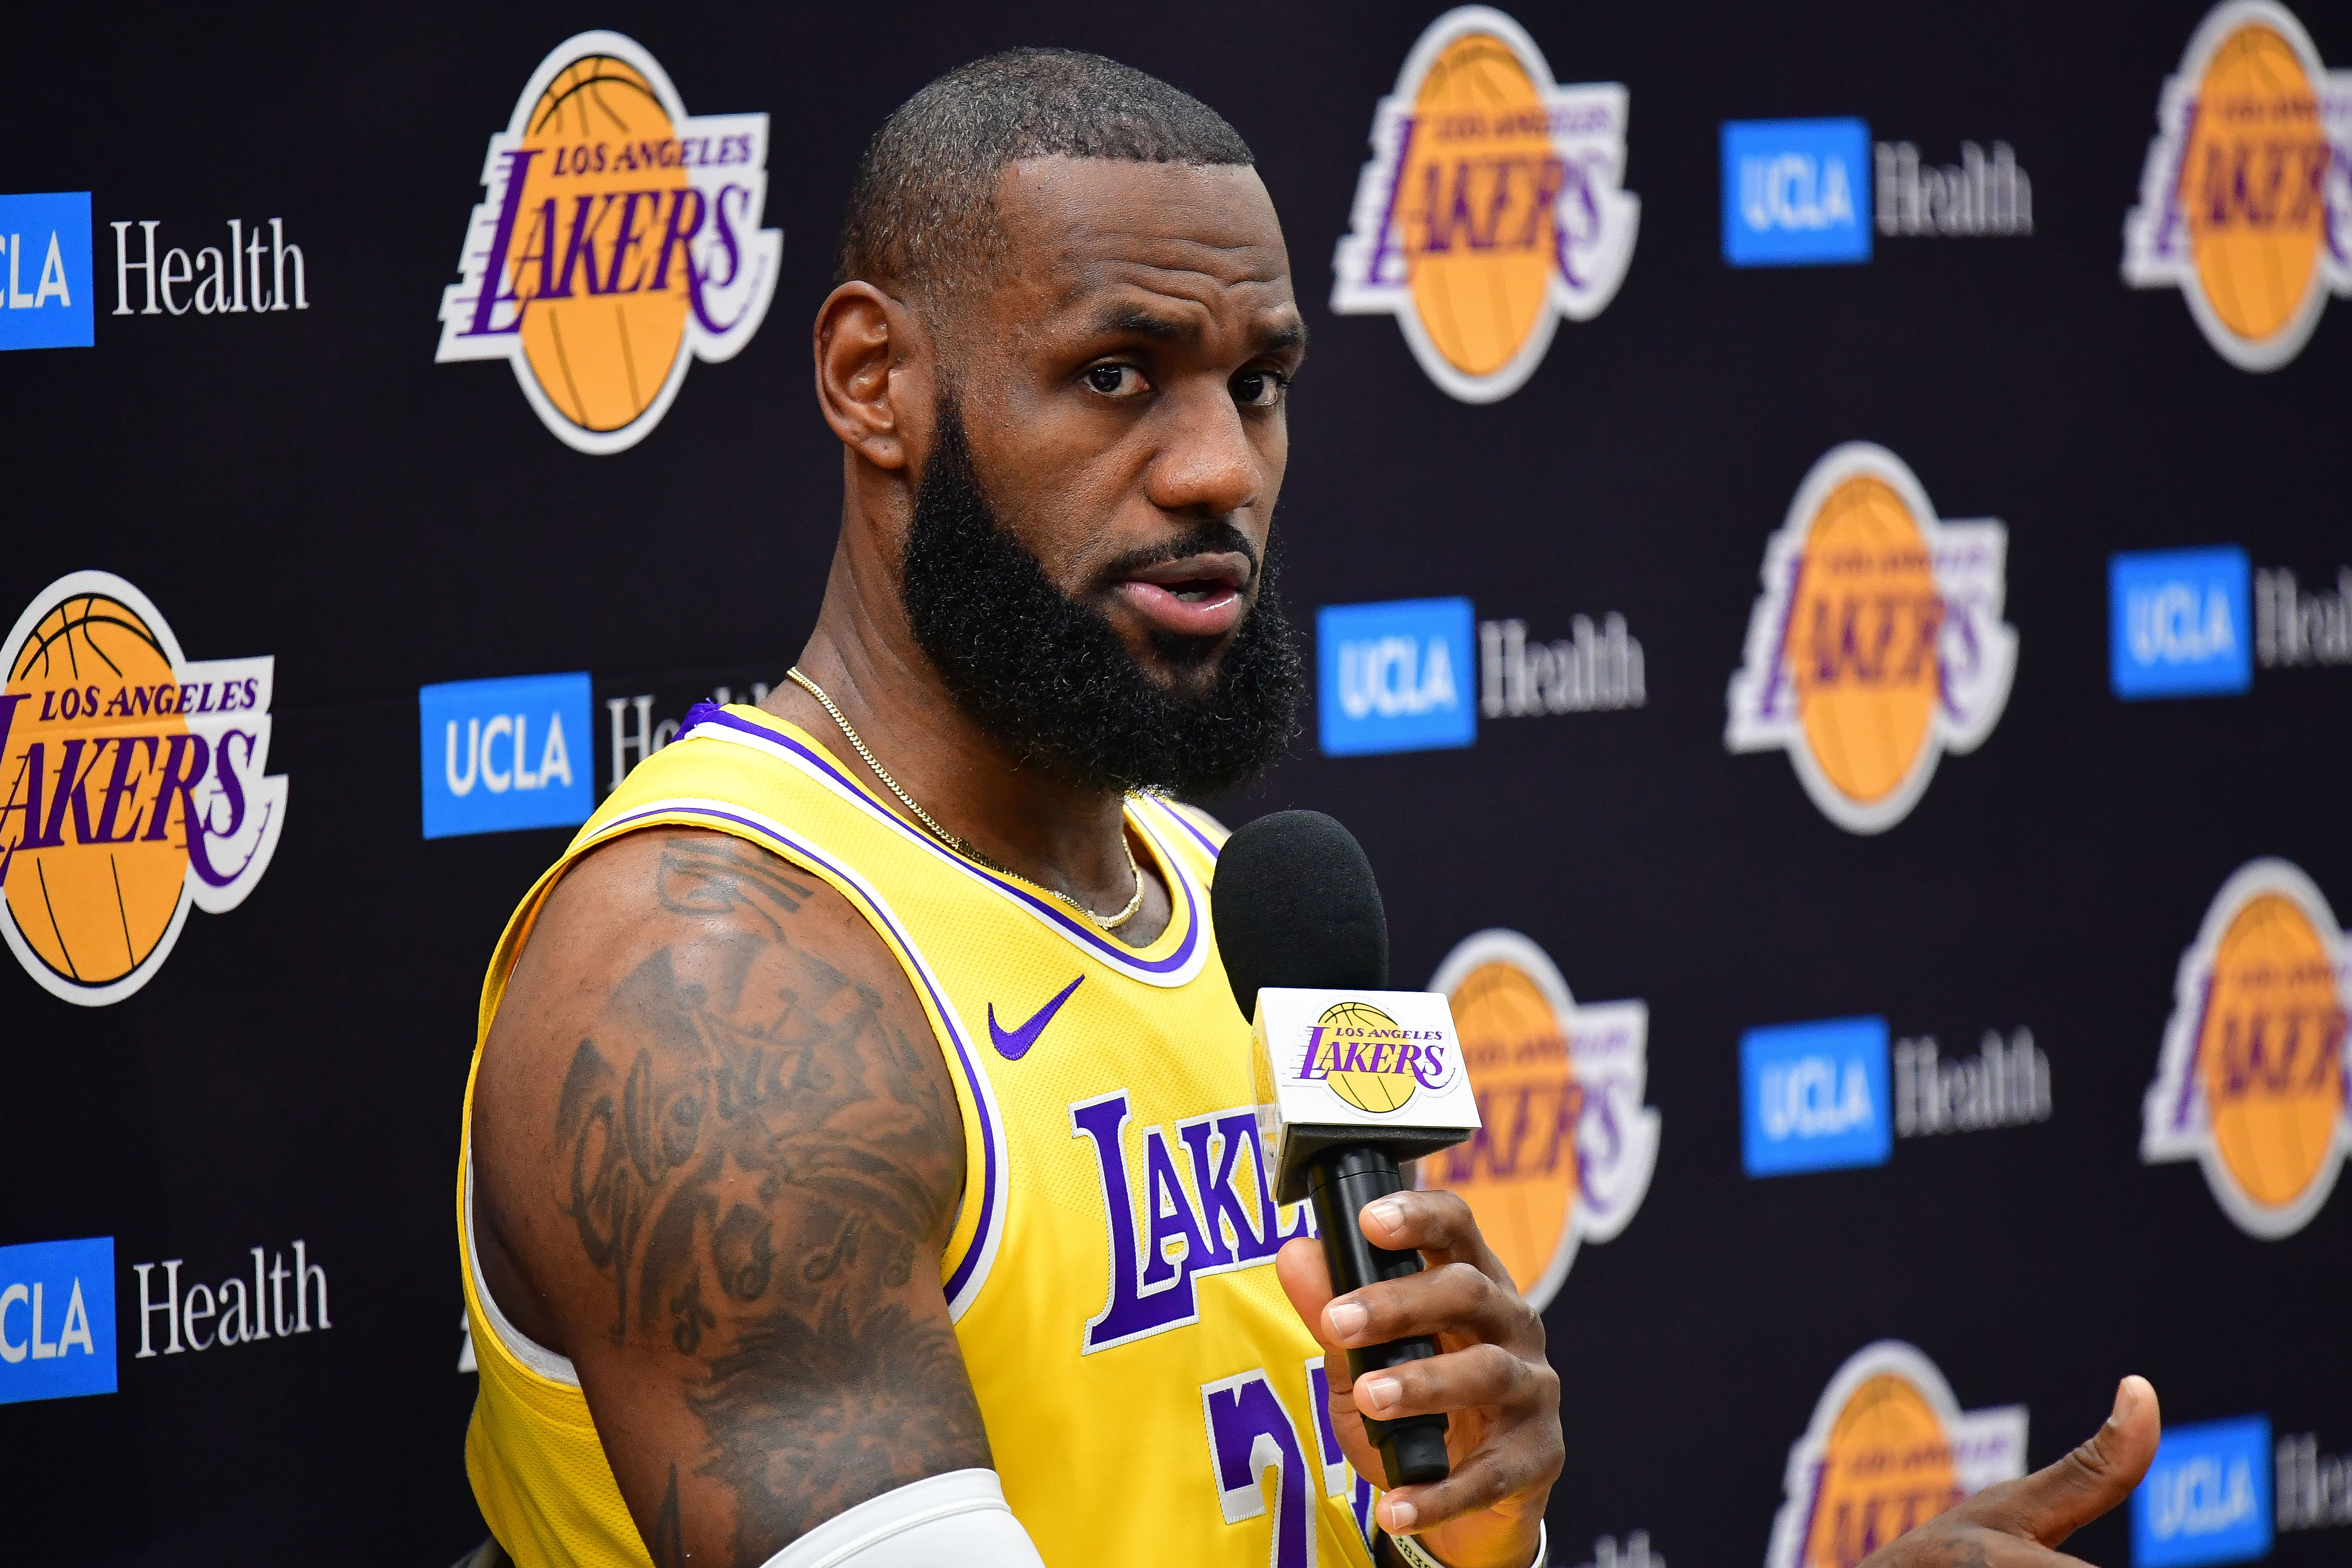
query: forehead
986 157 1296 329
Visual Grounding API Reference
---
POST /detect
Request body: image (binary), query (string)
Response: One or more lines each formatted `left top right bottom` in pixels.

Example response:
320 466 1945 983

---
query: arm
470 828 989 1565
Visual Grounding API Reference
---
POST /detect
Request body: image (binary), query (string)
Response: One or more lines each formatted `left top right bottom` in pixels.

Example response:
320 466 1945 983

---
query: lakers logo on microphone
1726 443 2017 834
0 572 286 1006
436 31 781 454
2122 2 2352 371
1331 5 1639 403
1299 1001 1458 1113
1767 1342 2027 1568
2142 859 2351 1239
1418 929 1655 1311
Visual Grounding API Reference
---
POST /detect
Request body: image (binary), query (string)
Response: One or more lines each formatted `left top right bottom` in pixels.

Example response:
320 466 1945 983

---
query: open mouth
1115 551 1254 639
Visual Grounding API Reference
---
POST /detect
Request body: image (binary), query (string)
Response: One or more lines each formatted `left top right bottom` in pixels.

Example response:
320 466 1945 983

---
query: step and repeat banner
3 1 2348 1564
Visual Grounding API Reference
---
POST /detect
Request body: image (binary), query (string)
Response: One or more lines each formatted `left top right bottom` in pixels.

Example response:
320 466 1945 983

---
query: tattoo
552 835 986 1559
653 1465 685 1568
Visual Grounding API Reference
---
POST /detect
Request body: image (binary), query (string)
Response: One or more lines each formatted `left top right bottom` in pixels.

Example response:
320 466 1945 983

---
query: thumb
1274 1235 1342 1355
1966 1375 2162 1549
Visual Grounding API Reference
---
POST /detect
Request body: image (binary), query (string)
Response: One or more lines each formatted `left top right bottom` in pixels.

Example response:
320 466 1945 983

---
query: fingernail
1367 1198 1404 1235
1386 1499 1418 1532
1328 1301 1369 1339
1359 1374 1400 1412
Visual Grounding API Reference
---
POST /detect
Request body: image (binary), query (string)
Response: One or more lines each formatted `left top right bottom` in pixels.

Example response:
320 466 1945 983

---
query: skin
468 154 2161 1568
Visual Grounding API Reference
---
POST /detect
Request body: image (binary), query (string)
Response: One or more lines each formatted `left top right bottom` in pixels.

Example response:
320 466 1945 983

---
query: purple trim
1152 796 1225 862
595 800 999 1305
680 707 1202 975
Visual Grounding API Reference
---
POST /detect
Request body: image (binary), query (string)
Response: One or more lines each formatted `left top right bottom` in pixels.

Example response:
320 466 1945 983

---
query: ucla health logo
2143 859 2350 1239
0 1237 115 1404
2123 2 2352 370
0 193 94 350
1318 596 1474 756
2111 548 2252 699
2 573 286 1006
1422 929 1655 1311
1742 1016 1890 1177
1331 6 1638 403
437 32 781 453
419 673 593 838
1722 119 1871 266
1726 444 2016 834
1767 1342 2026 1568
2133 1416 2273 1568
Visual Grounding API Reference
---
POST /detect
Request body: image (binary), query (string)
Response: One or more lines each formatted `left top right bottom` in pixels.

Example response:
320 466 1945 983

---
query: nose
1144 380 1261 523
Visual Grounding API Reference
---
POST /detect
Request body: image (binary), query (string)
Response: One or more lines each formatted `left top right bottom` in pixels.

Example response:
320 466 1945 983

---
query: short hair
833 48 1255 306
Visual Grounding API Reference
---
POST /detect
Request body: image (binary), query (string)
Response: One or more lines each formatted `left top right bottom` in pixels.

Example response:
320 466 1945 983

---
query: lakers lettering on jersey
458 702 1382 1568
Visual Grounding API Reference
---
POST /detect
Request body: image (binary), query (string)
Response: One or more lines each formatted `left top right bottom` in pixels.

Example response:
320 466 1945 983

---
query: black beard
898 398 1301 798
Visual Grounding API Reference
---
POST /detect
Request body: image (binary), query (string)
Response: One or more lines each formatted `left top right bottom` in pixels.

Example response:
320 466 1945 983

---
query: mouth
1113 551 1254 639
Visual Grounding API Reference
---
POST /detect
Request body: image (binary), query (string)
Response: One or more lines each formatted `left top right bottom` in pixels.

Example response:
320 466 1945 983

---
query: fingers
1359 1189 1514 1290
1959 1376 2163 1550
1350 1341 1554 1424
1377 1417 1564 1537
1323 1259 1543 1356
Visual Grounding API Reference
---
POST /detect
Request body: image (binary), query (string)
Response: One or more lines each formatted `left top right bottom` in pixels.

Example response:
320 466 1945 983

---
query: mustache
1089 520 1263 596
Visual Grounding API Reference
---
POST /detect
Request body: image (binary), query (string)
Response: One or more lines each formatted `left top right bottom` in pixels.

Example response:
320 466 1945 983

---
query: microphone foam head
1211 809 1389 1021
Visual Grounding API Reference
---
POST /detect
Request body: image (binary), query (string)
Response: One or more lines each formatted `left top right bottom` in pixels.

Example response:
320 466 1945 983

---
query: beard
898 396 1302 799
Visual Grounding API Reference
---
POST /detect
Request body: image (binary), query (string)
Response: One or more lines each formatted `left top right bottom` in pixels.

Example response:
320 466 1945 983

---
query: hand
1865 1376 2162 1568
1276 1190 1561 1568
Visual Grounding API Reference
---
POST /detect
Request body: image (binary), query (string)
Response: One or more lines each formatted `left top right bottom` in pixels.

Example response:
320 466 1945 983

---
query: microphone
1212 810 1480 1490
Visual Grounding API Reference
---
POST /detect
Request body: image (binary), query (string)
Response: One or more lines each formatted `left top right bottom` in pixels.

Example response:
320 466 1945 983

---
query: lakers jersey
457 703 1382 1568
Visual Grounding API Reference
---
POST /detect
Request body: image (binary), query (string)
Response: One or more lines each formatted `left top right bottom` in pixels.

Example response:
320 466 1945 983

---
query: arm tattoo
555 835 985 1559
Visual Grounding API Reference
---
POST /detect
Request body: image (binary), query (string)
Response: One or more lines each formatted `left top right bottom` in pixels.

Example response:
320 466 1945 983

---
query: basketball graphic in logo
2122 1 2352 371
1 572 286 1006
1420 930 1655 1310
2143 859 2352 1238
1766 1343 2027 1568
1332 5 1639 403
1319 1001 1420 1114
437 32 781 454
1726 444 2017 834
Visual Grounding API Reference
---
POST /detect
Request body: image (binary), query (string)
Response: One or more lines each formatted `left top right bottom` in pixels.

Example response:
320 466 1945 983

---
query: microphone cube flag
1253 987 1482 1205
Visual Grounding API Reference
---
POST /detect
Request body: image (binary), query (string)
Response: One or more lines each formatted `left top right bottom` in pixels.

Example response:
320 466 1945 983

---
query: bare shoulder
471 826 982 1564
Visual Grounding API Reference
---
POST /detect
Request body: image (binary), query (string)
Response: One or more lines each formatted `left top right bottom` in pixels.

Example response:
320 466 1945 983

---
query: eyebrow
1083 304 1310 357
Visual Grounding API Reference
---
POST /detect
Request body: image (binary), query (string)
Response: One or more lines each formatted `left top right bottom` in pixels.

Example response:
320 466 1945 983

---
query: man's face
896 159 1308 796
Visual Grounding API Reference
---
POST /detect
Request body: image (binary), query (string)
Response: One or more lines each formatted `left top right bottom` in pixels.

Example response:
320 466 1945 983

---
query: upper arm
470 827 988 1567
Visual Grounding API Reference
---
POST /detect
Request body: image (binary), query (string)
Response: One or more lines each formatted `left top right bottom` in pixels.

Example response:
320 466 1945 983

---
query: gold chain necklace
785 667 1145 931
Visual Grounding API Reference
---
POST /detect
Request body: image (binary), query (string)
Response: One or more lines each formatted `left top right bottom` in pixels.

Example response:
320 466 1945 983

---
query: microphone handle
1306 1146 1452 1489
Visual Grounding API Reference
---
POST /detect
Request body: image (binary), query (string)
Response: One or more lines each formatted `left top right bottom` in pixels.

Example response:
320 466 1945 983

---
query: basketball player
456 50 2162 1568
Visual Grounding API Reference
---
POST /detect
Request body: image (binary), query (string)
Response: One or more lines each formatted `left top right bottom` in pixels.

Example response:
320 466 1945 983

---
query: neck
762 536 1173 946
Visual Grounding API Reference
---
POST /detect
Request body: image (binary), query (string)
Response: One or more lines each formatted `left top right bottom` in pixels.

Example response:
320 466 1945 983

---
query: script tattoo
555 835 985 1555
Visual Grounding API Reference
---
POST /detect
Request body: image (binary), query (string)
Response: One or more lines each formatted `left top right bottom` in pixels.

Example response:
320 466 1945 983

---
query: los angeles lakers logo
2123 2 2352 371
0 573 286 1006
1766 1343 2027 1568
1297 1001 1459 1114
1331 5 1639 403
1418 930 1655 1311
1726 444 2017 834
2142 859 2351 1239
436 32 781 454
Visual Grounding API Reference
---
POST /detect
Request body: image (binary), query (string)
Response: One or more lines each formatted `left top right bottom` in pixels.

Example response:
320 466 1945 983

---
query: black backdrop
4 2 2348 1564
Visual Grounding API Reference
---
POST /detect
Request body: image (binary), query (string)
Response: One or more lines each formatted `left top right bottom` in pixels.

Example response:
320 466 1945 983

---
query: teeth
1175 587 1209 603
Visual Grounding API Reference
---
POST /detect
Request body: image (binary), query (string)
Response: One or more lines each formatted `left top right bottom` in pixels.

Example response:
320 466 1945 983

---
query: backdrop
4 3 2348 1565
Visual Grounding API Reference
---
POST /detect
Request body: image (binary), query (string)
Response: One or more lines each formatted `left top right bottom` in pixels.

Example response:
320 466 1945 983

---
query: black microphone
1212 810 1479 1490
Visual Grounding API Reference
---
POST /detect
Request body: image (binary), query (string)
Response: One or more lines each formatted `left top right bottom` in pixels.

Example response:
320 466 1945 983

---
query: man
458 48 2162 1568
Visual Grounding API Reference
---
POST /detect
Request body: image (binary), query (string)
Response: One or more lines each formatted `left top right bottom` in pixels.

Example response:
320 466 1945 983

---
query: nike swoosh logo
988 975 1084 1061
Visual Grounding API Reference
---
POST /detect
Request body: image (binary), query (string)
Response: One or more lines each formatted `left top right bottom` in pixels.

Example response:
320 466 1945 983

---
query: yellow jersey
457 702 1381 1568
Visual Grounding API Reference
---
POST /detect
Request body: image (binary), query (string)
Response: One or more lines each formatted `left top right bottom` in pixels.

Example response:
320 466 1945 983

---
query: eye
1084 363 1150 398
1232 368 1286 410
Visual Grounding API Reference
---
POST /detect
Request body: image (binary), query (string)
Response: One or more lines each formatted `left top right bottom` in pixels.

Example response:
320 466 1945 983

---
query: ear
813 281 931 471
